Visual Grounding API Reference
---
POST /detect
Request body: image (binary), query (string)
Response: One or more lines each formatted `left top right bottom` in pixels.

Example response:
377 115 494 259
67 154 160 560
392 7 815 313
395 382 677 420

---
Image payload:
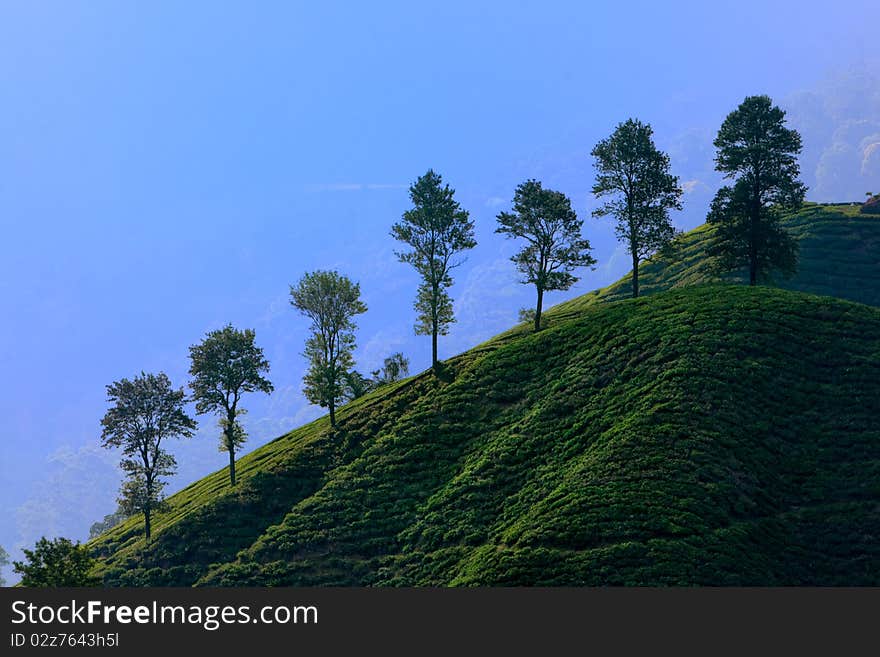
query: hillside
549 203 880 319
90 280 880 585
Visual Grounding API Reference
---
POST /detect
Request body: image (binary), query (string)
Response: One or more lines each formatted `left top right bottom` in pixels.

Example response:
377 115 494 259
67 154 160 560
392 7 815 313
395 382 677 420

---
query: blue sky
1 1 878 581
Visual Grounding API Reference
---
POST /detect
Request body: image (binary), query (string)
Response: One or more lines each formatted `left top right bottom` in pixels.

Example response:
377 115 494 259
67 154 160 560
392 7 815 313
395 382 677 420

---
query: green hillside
551 202 880 317
90 203 880 586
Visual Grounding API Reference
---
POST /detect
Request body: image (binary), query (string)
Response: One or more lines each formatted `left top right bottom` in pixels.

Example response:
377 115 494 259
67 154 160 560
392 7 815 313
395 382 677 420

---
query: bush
13 537 99 587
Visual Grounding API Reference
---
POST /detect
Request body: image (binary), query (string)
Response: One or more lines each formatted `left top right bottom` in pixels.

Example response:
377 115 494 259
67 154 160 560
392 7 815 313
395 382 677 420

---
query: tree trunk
431 328 439 372
631 253 640 298
750 182 760 286
226 410 238 485
143 474 154 544
329 401 336 428
534 286 544 332
748 224 758 286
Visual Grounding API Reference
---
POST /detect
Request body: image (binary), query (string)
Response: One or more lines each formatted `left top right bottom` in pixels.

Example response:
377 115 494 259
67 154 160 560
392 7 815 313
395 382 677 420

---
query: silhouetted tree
13 537 99 587
496 180 595 330
707 95 805 284
392 170 476 370
189 325 274 486
100 372 196 543
291 270 367 428
592 118 682 297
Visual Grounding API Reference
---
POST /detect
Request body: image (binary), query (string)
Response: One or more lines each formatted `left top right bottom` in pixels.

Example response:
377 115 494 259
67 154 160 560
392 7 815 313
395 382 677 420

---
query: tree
342 370 375 402
189 325 274 486
373 352 410 385
517 307 536 325
496 180 596 331
100 372 197 543
0 544 8 586
391 170 476 371
13 537 99 587
707 95 805 285
341 353 410 402
290 270 368 428
88 506 131 539
591 118 683 298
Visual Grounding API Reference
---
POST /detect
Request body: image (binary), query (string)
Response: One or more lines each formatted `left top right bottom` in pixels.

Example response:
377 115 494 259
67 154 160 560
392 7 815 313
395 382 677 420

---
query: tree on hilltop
592 118 682 297
189 325 274 486
13 537 99 587
100 371 197 543
496 180 595 331
291 270 367 428
392 170 476 370
707 95 804 284
0 544 9 586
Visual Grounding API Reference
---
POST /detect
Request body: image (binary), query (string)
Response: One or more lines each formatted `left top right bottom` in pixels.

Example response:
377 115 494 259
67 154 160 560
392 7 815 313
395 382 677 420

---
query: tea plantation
90 203 880 585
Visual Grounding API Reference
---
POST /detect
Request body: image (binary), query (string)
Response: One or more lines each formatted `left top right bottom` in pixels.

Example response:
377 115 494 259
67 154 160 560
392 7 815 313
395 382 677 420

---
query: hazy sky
1 1 878 581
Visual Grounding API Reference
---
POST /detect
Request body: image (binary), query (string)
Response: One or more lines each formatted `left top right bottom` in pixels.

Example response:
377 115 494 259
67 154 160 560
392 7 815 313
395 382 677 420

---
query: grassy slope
91 203 880 586
550 202 880 318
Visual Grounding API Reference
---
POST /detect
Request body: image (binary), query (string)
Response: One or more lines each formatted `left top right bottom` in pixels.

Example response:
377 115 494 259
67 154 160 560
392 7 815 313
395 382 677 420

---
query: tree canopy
291 270 367 427
341 352 410 402
496 179 595 330
592 118 682 297
89 507 131 540
391 170 476 369
13 537 99 587
707 95 804 284
100 371 197 543
189 324 273 486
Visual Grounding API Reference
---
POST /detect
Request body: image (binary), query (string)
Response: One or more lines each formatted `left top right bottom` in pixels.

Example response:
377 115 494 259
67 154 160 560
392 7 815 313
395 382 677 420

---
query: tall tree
290 270 367 428
707 95 805 285
591 118 683 298
188 325 274 486
13 537 99 587
496 180 596 331
100 372 196 543
391 170 476 371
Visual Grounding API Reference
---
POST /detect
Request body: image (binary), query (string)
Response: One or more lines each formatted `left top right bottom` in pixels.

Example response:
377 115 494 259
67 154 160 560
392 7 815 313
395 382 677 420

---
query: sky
1 1 878 583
